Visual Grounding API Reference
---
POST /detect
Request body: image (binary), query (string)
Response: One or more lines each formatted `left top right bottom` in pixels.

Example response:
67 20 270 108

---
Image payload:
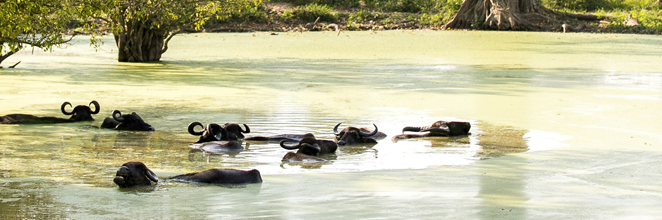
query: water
1 31 661 219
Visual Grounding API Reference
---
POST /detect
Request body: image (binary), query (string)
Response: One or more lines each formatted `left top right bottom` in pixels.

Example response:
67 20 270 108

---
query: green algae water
1 31 661 219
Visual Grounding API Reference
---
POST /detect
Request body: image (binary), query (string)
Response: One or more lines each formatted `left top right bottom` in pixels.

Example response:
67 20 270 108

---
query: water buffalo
188 122 250 143
281 152 329 163
223 123 250 139
101 110 154 131
404 121 471 136
113 161 159 188
279 133 337 156
189 125 244 153
113 162 262 187
168 169 263 184
393 121 471 141
333 123 382 145
1 101 100 124
246 134 308 143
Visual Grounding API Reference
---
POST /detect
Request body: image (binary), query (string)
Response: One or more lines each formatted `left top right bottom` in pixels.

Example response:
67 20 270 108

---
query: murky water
1 31 661 219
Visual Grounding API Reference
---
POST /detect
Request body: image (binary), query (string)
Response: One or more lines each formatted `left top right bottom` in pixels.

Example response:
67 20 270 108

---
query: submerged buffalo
333 123 384 145
246 134 308 143
188 140 244 153
223 123 250 139
393 121 471 140
281 152 329 163
169 169 262 184
113 161 159 188
188 122 250 143
189 124 244 153
101 110 155 131
1 101 100 124
279 133 337 156
403 121 471 136
112 162 262 188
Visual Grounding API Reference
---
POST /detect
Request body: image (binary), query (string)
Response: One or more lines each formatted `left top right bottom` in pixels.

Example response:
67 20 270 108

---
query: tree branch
161 30 180 54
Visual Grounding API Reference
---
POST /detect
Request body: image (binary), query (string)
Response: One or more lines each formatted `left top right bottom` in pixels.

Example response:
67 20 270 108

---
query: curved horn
112 110 124 122
89 101 100 114
333 123 342 135
302 143 321 155
241 124 250 133
61 102 73 115
402 126 423 133
279 140 301 150
145 168 159 183
360 124 379 137
188 122 204 135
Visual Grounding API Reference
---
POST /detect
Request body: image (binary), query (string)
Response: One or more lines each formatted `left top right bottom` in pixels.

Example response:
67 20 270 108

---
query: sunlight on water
1 31 661 219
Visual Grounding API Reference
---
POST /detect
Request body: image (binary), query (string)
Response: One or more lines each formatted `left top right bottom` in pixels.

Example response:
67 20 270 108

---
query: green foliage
601 9 662 31
92 0 250 34
419 12 455 25
0 0 81 65
236 0 270 22
273 0 462 13
540 0 660 11
282 3 337 22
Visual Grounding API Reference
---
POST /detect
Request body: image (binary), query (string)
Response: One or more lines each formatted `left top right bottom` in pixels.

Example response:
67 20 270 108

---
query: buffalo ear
138 163 159 183
145 169 159 183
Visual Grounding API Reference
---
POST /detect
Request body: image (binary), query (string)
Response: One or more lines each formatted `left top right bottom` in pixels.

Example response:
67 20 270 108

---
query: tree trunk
444 0 552 30
114 21 166 62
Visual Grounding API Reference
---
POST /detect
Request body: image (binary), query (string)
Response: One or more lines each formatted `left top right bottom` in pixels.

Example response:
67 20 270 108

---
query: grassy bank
202 0 662 34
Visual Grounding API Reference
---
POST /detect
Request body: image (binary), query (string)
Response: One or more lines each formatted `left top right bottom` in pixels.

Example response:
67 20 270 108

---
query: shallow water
1 31 661 219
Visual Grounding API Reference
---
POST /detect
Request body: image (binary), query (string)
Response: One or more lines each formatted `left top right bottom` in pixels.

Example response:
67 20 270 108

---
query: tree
443 0 600 31
92 0 250 62
0 0 81 67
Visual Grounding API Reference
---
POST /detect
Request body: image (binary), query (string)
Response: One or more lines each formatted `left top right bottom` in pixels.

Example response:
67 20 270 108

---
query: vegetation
208 0 660 33
0 0 659 65
0 0 84 67
88 0 252 62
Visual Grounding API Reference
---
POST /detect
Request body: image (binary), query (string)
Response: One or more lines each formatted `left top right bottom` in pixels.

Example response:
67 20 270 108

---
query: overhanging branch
161 30 180 54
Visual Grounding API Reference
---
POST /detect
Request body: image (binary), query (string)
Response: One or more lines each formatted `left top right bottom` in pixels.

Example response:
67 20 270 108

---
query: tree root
444 0 603 31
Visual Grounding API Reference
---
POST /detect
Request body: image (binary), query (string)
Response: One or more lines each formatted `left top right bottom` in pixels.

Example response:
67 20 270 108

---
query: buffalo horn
279 140 301 150
112 110 124 122
61 102 73 115
241 124 250 133
359 124 379 137
302 143 321 153
89 101 100 114
188 122 204 135
402 126 424 133
333 123 342 135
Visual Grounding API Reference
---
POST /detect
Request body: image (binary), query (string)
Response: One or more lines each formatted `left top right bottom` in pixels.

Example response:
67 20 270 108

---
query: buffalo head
188 122 225 143
333 123 379 145
101 110 155 131
223 123 250 139
60 101 100 121
188 122 248 143
279 133 337 156
113 161 159 188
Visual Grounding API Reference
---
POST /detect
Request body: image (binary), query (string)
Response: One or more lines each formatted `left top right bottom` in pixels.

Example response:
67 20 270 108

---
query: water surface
1 31 661 219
